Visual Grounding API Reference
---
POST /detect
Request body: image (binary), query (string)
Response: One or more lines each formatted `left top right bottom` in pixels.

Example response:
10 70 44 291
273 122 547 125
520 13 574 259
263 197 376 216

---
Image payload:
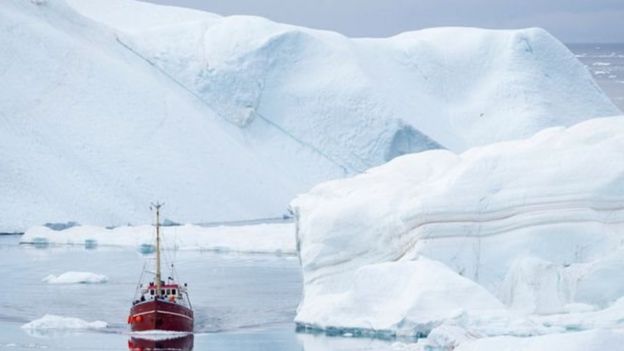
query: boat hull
129 300 193 332
128 334 194 351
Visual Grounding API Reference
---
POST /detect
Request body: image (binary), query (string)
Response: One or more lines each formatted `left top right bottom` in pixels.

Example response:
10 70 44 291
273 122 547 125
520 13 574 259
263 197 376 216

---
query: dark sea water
567 43 624 112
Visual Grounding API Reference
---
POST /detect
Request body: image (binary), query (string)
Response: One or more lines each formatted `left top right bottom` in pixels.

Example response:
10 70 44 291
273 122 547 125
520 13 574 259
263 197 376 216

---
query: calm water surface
0 236 403 351
567 43 624 111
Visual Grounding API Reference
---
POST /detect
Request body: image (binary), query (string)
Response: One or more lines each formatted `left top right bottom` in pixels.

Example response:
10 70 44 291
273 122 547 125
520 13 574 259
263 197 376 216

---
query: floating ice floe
43 272 108 284
22 314 107 331
22 222 296 255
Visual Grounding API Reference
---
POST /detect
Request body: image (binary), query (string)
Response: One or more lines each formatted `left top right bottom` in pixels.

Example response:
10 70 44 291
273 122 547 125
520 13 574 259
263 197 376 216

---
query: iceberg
0 0 343 233
68 0 620 156
290 116 624 337
0 0 619 232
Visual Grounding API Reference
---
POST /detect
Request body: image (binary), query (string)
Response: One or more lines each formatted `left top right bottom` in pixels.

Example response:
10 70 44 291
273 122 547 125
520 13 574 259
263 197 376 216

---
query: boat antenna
150 202 164 297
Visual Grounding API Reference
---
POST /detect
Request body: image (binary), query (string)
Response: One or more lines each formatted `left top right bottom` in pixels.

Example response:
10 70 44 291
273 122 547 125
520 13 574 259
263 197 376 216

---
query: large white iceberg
68 0 620 156
0 0 619 232
0 0 343 233
290 116 624 337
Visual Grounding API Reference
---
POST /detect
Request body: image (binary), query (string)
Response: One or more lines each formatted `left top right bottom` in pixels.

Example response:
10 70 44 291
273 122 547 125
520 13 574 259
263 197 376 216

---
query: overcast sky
142 0 623 43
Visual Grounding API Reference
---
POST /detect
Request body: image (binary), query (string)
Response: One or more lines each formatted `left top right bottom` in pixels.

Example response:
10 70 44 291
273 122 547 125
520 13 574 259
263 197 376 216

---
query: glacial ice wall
1 0 619 231
291 116 624 335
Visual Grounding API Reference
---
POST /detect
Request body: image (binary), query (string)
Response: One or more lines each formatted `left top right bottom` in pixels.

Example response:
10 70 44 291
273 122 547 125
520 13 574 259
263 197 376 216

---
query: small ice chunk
43 272 108 284
22 314 107 330
420 324 478 350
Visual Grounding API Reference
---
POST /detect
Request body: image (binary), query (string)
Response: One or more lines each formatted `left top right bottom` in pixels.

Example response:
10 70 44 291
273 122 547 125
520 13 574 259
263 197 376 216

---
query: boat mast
152 202 164 297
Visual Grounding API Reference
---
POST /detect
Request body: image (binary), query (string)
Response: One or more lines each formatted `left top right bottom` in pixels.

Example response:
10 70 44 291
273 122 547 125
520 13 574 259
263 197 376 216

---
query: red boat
128 203 194 332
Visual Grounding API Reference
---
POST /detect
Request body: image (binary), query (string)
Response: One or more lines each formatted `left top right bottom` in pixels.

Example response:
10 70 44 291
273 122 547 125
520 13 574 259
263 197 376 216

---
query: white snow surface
43 271 108 284
0 0 619 232
291 116 624 337
21 222 295 254
22 314 107 330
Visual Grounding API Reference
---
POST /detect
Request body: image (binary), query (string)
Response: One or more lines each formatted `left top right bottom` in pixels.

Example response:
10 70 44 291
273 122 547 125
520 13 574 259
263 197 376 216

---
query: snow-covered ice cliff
0 0 343 232
1 0 619 232
291 116 624 340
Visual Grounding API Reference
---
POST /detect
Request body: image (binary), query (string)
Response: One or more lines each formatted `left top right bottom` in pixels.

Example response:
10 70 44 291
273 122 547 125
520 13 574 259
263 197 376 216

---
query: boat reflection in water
128 333 194 351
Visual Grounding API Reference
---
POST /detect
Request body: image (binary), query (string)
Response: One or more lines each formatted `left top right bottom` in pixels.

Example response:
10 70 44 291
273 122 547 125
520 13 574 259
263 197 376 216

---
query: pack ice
22 222 295 254
0 0 619 232
291 116 624 340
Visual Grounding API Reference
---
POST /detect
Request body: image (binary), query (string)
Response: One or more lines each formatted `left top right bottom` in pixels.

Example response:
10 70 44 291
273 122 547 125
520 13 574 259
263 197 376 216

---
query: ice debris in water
22 314 107 330
43 272 108 284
